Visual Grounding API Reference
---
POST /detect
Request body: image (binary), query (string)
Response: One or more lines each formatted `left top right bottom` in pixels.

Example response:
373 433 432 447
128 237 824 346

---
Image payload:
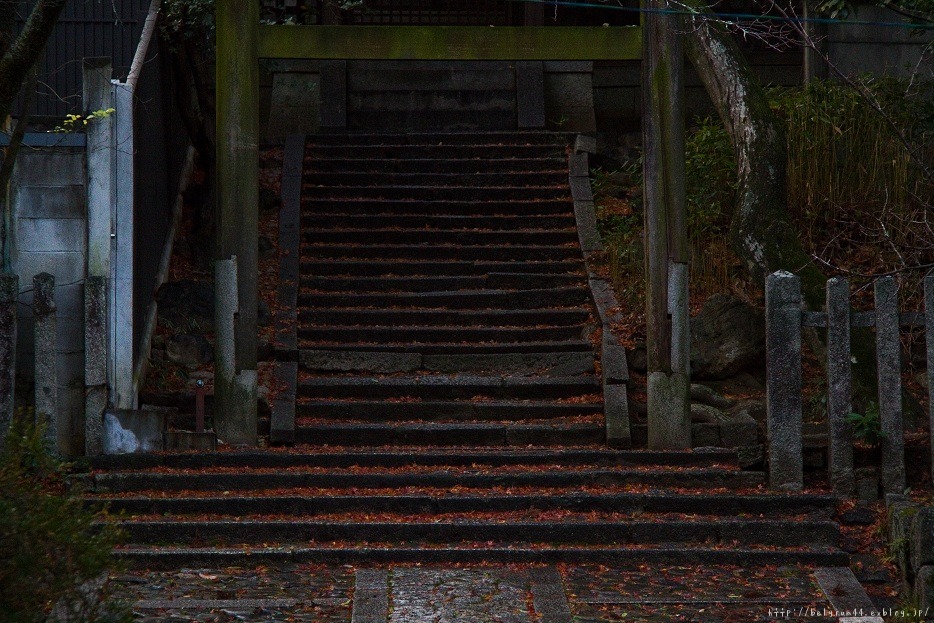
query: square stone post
926 276 934 486
33 273 58 452
875 276 905 495
85 276 108 456
826 277 855 495
215 257 257 446
766 271 803 491
0 273 17 447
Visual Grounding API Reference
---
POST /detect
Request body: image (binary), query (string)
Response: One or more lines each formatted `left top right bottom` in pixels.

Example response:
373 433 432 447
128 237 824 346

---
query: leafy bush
684 117 736 239
0 412 127 623
848 402 884 447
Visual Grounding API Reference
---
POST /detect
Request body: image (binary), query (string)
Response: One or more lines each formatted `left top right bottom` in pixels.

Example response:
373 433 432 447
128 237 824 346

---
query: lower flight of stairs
89 447 845 568
87 132 846 568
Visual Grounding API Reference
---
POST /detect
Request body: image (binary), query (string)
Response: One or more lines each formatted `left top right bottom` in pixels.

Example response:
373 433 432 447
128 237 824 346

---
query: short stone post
215 257 257 446
33 273 58 452
0 273 18 447
85 276 108 456
826 277 855 495
875 276 906 495
765 271 803 491
926 276 934 486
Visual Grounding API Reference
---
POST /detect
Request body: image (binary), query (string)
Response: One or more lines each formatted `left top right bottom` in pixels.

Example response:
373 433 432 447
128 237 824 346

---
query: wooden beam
257 25 642 60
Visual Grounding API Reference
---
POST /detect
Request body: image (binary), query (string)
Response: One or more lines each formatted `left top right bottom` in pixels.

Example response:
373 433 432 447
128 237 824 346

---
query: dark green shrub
0 411 127 623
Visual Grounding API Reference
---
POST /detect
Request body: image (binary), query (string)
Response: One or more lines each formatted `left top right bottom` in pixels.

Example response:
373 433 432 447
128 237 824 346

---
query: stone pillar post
875 276 905 495
85 276 108 456
766 271 803 491
0 273 17 447
215 257 257 446
925 276 934 486
826 277 855 495
33 272 58 452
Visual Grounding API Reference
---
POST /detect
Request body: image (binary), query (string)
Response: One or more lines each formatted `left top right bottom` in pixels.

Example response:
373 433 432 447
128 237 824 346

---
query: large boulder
690 294 765 380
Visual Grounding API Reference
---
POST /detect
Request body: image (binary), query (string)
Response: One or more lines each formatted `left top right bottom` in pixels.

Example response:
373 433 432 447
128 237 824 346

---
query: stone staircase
88 132 846 569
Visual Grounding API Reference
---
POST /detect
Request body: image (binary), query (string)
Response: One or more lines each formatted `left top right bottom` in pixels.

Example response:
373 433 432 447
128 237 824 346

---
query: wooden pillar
322 0 341 25
215 0 259 446
642 0 690 449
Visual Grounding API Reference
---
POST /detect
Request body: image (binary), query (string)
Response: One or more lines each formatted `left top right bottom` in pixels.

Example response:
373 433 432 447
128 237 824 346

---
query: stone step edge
112 545 850 568
86 492 838 516
89 448 738 470
111 519 840 548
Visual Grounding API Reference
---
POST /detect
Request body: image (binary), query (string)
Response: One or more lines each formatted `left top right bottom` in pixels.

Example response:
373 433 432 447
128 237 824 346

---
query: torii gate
214 0 687 450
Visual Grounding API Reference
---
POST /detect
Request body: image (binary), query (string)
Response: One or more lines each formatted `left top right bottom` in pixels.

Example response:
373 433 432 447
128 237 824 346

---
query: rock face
690 294 765 380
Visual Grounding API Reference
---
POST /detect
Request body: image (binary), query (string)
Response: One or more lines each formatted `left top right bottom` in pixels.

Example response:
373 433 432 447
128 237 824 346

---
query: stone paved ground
561 564 837 622
111 565 353 622
108 563 851 622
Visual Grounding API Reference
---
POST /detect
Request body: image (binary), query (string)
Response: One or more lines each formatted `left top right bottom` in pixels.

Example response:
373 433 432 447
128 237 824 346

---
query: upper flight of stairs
88 132 846 568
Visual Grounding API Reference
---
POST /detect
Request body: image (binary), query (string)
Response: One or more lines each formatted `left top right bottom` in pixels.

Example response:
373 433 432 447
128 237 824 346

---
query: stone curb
568 142 632 448
270 133 304 445
814 567 884 623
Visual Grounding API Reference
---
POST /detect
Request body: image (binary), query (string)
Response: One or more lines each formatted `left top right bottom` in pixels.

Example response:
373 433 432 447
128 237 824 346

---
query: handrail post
826 277 855 496
875 276 905 495
766 271 803 491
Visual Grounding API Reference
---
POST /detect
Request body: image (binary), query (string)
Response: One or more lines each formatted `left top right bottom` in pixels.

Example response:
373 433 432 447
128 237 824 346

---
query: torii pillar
215 0 259 446
642 0 691 449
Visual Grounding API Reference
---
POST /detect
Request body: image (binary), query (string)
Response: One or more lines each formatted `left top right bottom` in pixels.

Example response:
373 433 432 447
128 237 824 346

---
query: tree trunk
0 0 66 123
682 4 826 307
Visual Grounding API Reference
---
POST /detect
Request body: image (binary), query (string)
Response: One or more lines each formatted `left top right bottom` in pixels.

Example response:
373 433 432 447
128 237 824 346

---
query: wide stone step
93 491 837 518
297 287 589 309
296 341 595 356
302 244 581 262
293 422 604 446
300 260 585 277
297 308 590 327
299 274 584 293
93 467 761 494
301 199 574 216
302 185 569 201
114 519 839 548
303 172 568 188
300 214 576 230
349 110 518 133
306 144 566 159
296 375 599 400
304 157 567 174
297 325 587 344
306 132 567 146
90 448 740 471
112 544 848 569
301 228 578 246
295 400 601 421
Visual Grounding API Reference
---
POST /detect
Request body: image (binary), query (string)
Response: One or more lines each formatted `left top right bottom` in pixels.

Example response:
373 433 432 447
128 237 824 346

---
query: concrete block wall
11 146 87 456
826 6 934 79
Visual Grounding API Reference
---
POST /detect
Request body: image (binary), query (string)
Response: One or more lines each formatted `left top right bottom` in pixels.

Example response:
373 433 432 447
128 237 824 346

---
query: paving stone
389 568 531 623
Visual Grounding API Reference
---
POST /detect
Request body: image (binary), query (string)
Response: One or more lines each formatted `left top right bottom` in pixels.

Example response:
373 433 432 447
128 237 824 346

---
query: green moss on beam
257 25 642 61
